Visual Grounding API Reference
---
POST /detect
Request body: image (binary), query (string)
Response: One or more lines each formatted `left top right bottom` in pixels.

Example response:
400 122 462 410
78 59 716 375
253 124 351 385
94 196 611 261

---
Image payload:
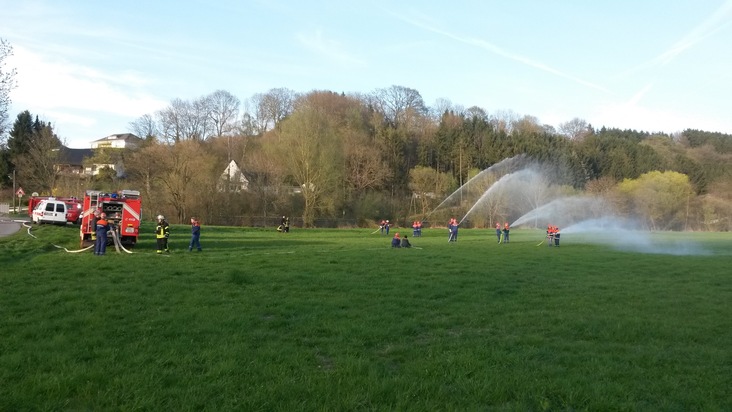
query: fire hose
23 221 133 254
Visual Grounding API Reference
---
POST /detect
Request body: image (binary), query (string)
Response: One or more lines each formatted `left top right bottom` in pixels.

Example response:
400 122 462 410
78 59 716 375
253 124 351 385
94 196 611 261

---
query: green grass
1 223 731 411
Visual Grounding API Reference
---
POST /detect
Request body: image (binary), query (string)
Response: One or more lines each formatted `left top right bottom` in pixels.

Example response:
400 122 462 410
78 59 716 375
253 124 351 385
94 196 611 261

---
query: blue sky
2 0 732 148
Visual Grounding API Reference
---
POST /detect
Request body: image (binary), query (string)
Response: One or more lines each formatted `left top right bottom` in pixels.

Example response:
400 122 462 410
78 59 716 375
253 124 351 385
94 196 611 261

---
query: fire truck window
56 203 65 213
45 203 55 212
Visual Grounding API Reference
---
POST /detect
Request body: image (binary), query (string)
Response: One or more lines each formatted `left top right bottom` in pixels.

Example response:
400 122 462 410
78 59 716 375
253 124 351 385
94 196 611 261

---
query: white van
31 199 70 225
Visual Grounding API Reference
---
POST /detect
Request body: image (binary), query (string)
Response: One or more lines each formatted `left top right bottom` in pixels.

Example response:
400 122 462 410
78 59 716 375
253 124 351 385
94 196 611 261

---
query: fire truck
28 196 83 224
79 190 142 247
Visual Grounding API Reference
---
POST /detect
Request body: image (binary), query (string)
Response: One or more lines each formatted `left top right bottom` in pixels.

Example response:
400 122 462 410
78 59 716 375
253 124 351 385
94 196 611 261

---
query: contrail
395 14 611 94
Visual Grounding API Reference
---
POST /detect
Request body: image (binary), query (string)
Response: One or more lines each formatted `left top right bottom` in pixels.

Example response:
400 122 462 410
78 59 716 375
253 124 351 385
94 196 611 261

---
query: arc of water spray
426 154 528 219
458 168 537 225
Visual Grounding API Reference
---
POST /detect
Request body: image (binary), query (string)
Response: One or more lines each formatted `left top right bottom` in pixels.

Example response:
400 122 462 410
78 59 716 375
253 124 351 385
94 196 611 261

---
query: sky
2 0 732 148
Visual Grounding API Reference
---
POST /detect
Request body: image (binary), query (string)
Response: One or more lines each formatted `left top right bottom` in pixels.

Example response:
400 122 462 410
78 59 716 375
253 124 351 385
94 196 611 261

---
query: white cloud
8 46 167 118
590 99 731 134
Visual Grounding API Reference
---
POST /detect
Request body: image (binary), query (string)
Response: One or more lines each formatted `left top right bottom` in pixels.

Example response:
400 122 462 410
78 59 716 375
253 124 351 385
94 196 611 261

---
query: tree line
1 37 730 230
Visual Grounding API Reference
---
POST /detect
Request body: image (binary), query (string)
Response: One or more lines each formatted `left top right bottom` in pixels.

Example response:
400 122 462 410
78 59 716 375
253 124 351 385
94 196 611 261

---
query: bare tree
370 85 427 128
0 38 18 139
157 98 187 143
491 110 520 135
246 87 297 134
559 117 591 141
345 143 388 192
429 97 454 121
188 96 213 141
206 90 240 161
128 113 158 140
157 97 213 142
464 106 488 121
156 140 218 223
512 115 543 136
206 89 240 138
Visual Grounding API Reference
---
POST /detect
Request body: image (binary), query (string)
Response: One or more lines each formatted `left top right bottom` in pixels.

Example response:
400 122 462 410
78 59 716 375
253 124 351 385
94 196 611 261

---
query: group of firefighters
153 215 202 253
384 219 563 247
411 221 423 237
91 212 201 255
495 222 511 244
546 225 561 247
92 213 561 254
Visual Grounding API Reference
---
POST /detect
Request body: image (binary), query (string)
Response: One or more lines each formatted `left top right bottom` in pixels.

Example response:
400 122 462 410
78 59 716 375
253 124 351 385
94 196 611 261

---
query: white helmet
157 215 164 220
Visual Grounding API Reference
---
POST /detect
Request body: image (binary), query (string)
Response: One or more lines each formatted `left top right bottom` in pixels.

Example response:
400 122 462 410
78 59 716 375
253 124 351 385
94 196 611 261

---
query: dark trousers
157 237 168 253
94 233 107 255
189 234 201 251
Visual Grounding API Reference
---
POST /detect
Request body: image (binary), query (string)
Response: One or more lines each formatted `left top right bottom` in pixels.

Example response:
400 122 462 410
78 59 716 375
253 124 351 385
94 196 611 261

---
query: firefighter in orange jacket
391 232 401 248
94 213 109 255
156 215 170 254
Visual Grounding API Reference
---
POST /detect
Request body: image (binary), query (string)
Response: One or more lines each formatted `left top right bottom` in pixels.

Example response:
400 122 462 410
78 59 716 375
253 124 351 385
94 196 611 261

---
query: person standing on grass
189 217 202 252
94 213 109 255
554 226 560 247
156 215 170 254
502 222 510 244
495 222 502 243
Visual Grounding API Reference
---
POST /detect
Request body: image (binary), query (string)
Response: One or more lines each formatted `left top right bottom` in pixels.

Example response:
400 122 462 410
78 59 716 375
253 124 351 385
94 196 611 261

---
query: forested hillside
2 87 731 230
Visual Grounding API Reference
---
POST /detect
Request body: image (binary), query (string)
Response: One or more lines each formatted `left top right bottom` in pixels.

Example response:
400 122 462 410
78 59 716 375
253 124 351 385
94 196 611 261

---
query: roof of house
91 133 142 143
55 147 94 165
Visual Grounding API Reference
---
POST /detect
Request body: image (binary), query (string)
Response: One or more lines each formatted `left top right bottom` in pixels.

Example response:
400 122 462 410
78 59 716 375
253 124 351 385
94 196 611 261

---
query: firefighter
91 209 101 241
448 218 458 242
94 213 109 255
189 217 202 252
401 234 412 248
502 222 510 244
391 232 401 248
156 215 170 254
495 222 502 243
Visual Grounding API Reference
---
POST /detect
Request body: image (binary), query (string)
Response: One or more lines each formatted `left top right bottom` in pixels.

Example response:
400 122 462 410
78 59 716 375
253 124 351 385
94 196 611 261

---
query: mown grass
1 223 730 411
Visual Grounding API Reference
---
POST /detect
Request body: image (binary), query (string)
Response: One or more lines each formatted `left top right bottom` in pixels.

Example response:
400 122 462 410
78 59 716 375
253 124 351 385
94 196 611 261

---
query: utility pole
12 169 15 213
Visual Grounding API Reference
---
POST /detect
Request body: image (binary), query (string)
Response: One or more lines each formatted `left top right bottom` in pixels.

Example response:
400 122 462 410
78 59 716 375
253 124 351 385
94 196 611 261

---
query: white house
219 160 249 192
90 133 143 150
84 133 143 176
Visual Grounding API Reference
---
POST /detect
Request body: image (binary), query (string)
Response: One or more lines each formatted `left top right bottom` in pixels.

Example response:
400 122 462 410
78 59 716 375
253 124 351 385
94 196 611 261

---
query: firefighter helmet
157 215 164 221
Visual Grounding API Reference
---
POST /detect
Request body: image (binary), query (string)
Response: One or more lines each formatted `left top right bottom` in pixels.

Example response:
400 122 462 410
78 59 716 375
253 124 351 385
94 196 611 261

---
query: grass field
1 222 730 411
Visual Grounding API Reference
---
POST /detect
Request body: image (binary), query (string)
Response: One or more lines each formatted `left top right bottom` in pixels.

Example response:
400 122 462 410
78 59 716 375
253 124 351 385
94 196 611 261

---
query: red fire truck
28 195 83 224
79 190 142 247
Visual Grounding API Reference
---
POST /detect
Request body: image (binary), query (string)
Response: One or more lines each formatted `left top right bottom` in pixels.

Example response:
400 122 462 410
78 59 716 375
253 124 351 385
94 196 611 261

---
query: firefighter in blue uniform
94 213 109 255
156 215 170 254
